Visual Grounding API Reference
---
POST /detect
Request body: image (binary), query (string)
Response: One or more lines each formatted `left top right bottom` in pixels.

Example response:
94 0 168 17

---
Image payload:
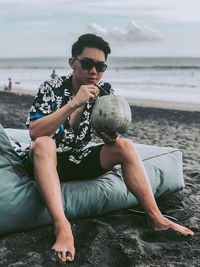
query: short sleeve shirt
26 73 114 164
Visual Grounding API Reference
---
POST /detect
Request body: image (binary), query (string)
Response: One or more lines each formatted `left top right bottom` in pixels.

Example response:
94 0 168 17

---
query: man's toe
66 251 73 261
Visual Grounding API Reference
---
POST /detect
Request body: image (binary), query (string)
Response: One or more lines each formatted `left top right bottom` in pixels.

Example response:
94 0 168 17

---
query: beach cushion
0 125 184 235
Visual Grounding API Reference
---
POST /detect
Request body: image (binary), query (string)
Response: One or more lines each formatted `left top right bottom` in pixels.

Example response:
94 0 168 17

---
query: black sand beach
0 91 200 266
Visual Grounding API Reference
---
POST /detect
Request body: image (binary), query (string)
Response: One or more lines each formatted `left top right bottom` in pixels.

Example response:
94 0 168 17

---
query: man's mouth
87 77 97 83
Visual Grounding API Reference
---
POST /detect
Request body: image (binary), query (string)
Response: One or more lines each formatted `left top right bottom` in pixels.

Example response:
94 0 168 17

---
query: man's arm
29 100 78 140
29 85 99 140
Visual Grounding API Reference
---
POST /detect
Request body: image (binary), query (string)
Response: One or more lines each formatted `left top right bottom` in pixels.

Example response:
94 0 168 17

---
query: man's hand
92 129 119 144
72 85 99 107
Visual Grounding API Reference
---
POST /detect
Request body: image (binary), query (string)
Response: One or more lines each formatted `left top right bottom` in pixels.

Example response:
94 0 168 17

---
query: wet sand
0 91 200 266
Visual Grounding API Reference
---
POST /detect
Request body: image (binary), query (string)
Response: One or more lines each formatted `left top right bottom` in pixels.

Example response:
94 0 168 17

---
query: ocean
0 56 200 104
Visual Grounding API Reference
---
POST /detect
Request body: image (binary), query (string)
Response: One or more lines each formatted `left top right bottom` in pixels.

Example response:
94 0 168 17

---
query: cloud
87 20 164 43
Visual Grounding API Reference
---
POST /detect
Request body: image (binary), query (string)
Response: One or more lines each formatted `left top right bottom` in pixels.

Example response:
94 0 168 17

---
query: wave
112 80 197 86
1 65 200 70
111 65 200 70
0 66 67 69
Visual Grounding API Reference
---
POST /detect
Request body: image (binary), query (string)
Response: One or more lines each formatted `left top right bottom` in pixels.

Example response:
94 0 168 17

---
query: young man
26 34 194 262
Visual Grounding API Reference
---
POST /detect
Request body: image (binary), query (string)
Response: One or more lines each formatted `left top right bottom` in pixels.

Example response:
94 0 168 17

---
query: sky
0 0 200 58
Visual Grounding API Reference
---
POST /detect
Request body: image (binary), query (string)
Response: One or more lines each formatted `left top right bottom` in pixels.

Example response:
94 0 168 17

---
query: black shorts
57 144 109 181
23 144 109 182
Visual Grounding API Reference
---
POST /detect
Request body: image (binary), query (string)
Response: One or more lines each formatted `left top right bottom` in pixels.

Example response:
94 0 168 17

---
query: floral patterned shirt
26 73 114 164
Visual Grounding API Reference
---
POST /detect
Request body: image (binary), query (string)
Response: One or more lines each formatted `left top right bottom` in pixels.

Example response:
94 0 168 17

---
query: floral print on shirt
26 73 114 164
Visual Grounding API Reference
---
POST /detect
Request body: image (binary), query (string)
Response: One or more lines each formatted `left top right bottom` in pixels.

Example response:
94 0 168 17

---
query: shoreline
1 87 199 112
126 97 200 112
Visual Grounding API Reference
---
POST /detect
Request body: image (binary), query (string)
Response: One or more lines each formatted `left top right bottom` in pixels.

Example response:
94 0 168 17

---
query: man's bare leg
100 138 194 236
30 136 75 262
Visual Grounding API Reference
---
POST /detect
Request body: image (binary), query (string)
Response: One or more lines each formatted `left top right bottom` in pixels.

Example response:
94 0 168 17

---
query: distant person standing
51 69 57 79
8 78 12 91
4 78 12 91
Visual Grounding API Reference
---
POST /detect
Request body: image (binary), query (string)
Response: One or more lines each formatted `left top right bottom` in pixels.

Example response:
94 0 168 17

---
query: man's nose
89 66 97 74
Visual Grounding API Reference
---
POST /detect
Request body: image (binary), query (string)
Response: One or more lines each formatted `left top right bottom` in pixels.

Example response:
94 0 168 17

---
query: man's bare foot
147 215 194 236
52 219 75 262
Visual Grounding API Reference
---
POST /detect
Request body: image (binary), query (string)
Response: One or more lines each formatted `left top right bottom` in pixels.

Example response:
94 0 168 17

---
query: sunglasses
73 57 107 72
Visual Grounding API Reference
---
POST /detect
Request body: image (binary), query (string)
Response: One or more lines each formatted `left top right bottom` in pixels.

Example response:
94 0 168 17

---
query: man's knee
111 138 136 158
114 138 133 150
31 136 56 158
101 138 137 168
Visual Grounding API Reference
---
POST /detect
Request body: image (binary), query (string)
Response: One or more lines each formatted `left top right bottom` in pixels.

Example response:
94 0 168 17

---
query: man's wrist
69 99 80 109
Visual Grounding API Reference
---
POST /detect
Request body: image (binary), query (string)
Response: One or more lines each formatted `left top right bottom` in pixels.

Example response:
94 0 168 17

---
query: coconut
91 94 132 134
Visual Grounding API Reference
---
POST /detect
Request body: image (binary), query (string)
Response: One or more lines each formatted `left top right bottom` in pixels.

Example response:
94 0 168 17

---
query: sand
0 90 200 267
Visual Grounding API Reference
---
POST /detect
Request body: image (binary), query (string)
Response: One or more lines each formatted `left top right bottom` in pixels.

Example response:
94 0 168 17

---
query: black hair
71 34 111 60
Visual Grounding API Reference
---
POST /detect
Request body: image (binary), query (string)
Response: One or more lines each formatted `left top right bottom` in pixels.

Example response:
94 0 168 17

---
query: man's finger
92 129 103 139
88 88 99 96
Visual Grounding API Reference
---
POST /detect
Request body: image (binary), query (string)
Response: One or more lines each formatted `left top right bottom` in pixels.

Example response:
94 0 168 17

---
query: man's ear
68 58 75 70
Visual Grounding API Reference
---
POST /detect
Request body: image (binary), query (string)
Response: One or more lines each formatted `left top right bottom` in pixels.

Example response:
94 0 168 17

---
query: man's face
70 47 106 86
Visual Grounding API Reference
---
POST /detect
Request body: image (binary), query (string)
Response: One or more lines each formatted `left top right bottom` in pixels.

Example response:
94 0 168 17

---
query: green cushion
0 125 184 235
